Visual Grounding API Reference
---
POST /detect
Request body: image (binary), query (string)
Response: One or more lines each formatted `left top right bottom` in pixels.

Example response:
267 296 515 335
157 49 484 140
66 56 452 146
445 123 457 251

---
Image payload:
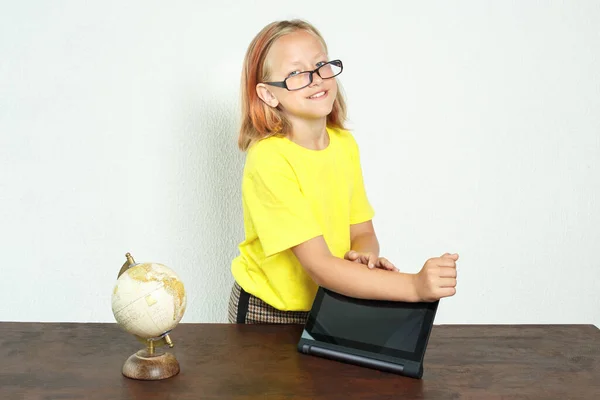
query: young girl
228 19 458 324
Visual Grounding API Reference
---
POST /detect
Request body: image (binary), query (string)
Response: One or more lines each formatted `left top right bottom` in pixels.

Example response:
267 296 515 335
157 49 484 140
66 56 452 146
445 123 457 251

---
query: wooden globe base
122 349 180 380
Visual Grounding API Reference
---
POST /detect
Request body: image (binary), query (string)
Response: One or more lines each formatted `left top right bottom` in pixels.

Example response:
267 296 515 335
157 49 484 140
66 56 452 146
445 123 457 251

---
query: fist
413 253 458 302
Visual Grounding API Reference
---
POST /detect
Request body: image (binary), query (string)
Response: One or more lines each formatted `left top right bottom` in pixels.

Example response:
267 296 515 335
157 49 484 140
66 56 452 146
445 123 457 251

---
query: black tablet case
297 287 439 379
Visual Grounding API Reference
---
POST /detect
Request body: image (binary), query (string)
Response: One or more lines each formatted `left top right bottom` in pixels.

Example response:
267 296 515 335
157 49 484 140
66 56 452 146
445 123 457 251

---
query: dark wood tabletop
0 322 598 399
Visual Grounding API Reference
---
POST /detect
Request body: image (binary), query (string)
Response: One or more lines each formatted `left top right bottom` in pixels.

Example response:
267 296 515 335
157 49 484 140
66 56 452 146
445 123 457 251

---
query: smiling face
257 29 338 124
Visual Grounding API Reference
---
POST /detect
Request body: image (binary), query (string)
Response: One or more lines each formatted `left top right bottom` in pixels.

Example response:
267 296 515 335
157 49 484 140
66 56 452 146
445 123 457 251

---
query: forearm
351 232 380 257
310 256 419 302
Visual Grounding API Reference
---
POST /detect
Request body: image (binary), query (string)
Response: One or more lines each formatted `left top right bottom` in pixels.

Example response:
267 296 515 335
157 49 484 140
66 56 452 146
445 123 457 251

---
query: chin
286 98 336 120
307 101 336 119
305 109 334 120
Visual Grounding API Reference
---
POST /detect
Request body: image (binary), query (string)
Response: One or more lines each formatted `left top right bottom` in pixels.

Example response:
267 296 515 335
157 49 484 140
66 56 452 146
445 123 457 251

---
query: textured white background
1 1 598 326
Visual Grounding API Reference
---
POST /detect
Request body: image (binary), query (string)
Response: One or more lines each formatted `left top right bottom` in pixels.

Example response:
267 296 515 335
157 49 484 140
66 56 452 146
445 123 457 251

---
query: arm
292 236 419 302
293 236 460 303
346 220 397 270
349 220 380 257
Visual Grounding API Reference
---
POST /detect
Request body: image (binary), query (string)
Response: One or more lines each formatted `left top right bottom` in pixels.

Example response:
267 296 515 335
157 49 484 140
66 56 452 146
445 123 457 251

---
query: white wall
1 1 598 326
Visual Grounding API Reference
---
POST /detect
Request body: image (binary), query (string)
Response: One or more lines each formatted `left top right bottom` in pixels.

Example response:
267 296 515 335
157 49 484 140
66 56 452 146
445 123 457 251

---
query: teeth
309 91 325 99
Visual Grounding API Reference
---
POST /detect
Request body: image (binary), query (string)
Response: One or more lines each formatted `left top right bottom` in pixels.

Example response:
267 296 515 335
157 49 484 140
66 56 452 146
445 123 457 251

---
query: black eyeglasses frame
263 60 343 91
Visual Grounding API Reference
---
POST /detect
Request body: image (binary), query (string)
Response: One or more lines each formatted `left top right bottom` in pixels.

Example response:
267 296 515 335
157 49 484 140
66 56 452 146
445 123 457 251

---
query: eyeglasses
264 60 343 91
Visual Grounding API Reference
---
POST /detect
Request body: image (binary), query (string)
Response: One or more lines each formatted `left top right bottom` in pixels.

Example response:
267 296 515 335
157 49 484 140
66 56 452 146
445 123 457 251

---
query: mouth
307 90 328 100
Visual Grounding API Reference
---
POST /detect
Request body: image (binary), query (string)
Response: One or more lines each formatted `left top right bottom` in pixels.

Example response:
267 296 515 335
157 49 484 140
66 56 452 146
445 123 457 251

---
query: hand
344 250 399 272
412 253 458 302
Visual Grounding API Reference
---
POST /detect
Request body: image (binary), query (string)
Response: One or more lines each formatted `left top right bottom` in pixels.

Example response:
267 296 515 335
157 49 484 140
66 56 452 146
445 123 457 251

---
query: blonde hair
238 19 348 151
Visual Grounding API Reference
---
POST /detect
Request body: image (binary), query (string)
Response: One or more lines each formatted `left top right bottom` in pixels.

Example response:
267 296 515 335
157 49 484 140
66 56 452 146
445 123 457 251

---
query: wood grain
0 323 598 399
122 350 180 380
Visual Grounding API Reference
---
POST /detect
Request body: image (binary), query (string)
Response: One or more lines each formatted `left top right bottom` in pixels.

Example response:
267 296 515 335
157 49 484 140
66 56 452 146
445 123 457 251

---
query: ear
256 84 280 108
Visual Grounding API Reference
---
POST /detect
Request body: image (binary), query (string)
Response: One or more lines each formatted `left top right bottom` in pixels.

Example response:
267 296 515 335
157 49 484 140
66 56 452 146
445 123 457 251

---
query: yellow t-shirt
230 127 375 311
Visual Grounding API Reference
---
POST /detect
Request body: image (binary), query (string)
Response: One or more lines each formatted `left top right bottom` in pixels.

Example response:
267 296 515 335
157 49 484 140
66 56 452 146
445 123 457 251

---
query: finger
357 253 367 264
378 258 397 271
437 260 456 268
353 252 362 261
440 253 459 261
373 259 394 271
358 253 373 268
438 287 457 298
368 253 377 269
439 267 457 278
438 277 457 288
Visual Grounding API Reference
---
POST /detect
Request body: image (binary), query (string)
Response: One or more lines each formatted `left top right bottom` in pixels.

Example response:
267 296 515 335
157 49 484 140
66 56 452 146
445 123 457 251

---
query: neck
286 116 329 150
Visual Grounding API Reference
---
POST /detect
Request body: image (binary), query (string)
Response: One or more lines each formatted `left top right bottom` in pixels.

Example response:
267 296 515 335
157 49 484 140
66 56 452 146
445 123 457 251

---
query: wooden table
0 323 598 399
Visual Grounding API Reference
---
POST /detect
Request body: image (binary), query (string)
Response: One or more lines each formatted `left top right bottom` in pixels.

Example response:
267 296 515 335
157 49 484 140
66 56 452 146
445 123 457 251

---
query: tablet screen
305 288 438 361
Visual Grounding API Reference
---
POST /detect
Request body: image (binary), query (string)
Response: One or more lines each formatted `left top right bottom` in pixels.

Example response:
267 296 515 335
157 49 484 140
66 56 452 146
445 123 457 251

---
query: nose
309 70 323 86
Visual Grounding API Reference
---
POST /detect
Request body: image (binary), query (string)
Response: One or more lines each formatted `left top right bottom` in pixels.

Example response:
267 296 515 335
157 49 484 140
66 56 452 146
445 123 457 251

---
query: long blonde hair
238 19 348 151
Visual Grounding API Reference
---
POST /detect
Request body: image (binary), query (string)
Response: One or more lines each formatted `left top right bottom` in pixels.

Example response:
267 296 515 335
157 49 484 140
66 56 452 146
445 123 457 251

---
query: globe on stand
111 253 187 380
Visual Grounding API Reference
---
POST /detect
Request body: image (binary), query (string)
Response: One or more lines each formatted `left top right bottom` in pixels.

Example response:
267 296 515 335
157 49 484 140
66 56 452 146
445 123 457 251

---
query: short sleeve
349 139 375 224
243 150 323 257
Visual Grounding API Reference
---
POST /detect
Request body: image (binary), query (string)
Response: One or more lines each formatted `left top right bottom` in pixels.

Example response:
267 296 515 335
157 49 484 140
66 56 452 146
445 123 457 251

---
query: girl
228 19 458 324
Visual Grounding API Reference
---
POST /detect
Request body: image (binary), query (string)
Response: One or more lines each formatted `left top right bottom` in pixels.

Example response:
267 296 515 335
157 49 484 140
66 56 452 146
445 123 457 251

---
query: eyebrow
287 53 327 67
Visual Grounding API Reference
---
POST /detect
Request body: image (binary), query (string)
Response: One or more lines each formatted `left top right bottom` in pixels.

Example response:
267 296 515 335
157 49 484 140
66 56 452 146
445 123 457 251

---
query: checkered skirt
227 281 309 324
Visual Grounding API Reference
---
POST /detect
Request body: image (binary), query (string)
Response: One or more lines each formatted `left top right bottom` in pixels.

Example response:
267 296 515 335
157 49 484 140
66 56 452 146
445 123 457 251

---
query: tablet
297 287 439 379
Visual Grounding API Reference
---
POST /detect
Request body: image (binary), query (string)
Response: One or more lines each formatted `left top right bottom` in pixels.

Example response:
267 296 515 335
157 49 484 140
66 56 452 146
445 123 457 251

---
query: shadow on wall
172 95 245 322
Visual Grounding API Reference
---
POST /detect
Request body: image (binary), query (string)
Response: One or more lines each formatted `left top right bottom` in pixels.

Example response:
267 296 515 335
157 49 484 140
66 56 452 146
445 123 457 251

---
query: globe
111 261 187 339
